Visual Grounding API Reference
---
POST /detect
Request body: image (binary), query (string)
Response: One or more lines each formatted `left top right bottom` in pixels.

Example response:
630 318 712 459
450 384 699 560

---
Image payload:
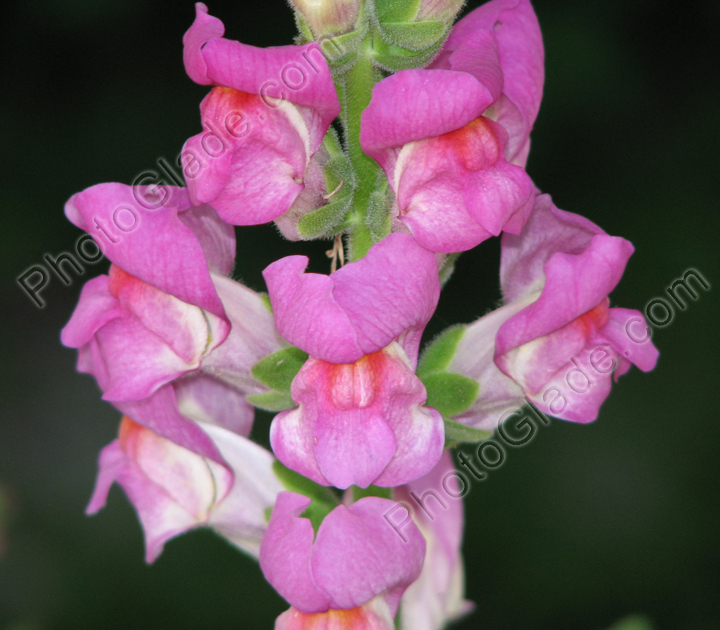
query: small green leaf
251 347 309 393
374 0 421 24
380 21 447 51
297 195 353 239
444 419 492 447
272 460 339 507
273 460 339 533
246 391 296 412
351 485 392 501
423 372 479 417
371 36 446 72
417 325 467 377
365 176 392 242
301 501 336 535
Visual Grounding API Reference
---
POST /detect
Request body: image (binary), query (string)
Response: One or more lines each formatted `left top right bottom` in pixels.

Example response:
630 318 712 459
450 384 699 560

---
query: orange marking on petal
575 298 610 337
319 351 387 410
434 116 502 170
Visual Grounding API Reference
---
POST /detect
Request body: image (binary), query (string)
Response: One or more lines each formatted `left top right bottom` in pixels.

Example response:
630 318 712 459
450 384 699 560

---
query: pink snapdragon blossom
360 0 543 253
181 3 340 227
260 492 425 615
88 416 283 562
61 183 284 403
263 234 445 488
395 452 474 630
449 193 659 425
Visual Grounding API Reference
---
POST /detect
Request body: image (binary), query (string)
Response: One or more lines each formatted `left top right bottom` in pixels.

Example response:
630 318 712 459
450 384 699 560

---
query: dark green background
1 0 718 628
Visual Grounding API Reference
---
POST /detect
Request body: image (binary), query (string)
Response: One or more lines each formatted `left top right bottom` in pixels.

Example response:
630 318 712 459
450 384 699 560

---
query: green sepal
444 419 493 449
365 175 392 242
273 460 339 534
321 26 367 73
260 292 273 313
246 390 295 412
351 485 392 501
293 11 315 42
422 371 480 418
251 346 309 393
439 252 461 287
417 325 467 377
298 195 354 239
370 35 447 72
380 21 447 51
374 0 421 24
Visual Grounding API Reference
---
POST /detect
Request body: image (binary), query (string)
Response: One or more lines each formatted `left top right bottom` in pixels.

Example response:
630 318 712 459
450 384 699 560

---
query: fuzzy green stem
339 38 386 261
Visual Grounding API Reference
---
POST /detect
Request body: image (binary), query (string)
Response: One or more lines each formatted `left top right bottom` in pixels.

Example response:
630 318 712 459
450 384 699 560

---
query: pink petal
361 69 499 176
500 193 606 303
264 233 440 365
260 492 334 613
114 384 227 466
435 0 544 163
60 275 125 348
183 4 340 137
598 308 659 373
496 234 634 359
174 374 255 437
65 182 227 320
312 497 426 610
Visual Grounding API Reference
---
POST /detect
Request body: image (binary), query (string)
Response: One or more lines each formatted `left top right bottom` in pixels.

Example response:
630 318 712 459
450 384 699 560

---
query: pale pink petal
174 374 255 437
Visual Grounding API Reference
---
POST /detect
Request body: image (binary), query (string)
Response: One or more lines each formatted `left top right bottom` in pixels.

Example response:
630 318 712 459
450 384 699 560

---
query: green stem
339 38 385 261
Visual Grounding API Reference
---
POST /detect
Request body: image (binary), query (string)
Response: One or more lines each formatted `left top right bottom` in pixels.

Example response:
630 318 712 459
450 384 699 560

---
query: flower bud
289 0 362 38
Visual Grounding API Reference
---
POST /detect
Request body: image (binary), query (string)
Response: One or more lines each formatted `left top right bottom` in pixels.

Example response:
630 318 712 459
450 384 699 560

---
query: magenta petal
183 4 339 132
497 234 634 357
500 193 606 303
263 255 363 364
329 234 440 364
183 2 225 85
65 182 227 320
265 233 439 365
260 492 334 613
599 308 659 373
437 0 544 163
361 69 498 175
60 275 125 348
312 497 426 610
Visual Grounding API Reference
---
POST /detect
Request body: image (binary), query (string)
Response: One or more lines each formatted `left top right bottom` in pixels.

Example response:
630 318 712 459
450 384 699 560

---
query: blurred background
1 0 718 628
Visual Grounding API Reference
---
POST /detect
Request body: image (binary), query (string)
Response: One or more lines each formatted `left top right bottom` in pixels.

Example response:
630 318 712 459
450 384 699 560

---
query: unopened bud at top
289 0 362 38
